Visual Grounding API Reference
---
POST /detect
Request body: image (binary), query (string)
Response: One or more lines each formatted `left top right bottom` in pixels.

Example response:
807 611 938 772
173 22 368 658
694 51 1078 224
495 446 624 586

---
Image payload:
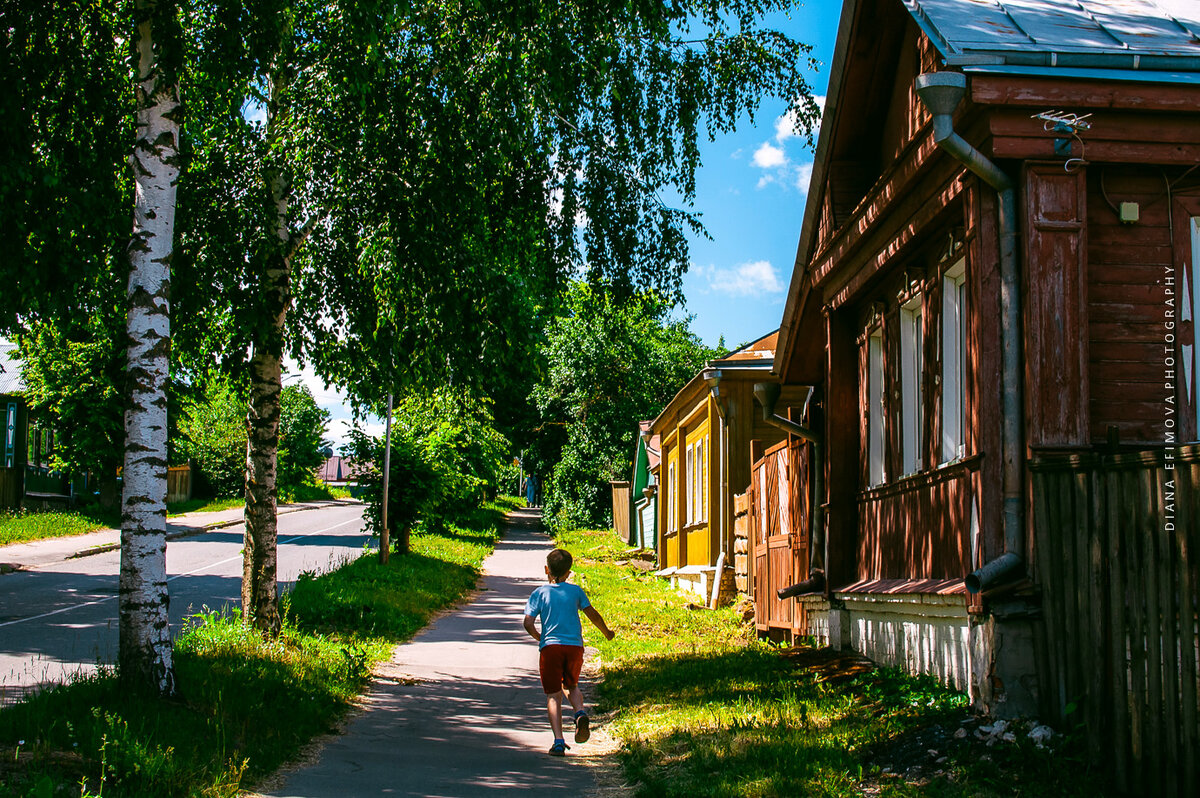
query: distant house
649 331 810 601
317 455 358 488
0 340 73 509
0 341 28 508
760 0 1199 793
628 420 659 550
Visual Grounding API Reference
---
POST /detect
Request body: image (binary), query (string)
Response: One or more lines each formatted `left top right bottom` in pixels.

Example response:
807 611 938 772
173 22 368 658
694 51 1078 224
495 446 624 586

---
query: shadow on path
265 509 604 797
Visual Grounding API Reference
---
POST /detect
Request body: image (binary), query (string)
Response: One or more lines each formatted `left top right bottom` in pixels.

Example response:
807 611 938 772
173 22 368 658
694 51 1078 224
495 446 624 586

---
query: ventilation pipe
752 382 825 589
914 72 1023 593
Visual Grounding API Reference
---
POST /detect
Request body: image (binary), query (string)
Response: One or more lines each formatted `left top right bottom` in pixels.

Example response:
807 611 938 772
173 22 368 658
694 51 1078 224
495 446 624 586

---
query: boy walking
523 548 615 756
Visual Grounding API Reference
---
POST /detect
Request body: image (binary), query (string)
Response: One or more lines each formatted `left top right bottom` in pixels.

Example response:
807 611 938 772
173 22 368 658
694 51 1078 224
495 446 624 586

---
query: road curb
65 500 361 561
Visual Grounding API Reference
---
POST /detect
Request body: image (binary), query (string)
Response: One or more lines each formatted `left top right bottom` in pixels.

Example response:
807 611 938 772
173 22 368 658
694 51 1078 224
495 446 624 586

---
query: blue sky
301 3 844 447
676 2 840 349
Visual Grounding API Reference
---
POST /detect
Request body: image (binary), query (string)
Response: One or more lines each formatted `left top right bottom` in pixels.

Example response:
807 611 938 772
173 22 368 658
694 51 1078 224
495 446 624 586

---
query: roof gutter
915 72 1023 594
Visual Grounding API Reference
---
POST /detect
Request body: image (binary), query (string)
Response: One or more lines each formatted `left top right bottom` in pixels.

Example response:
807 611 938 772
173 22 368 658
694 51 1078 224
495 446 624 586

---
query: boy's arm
583 605 615 641
523 614 540 642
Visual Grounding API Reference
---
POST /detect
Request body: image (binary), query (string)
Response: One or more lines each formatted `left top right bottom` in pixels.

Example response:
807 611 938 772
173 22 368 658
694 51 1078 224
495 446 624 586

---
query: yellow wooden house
649 331 810 602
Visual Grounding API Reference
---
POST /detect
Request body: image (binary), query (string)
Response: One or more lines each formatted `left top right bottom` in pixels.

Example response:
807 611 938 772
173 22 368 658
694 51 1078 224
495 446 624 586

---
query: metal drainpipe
914 72 1023 593
752 382 825 584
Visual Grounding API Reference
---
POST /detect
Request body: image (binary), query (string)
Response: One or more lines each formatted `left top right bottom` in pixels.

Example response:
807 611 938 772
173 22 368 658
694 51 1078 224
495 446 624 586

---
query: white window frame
868 329 885 486
700 436 707 522
667 460 677 533
941 259 967 463
685 442 694 525
900 294 923 476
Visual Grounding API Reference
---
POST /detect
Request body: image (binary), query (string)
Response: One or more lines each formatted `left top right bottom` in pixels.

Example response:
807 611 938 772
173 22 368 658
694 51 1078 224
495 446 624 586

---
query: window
942 258 967 462
868 329 885 486
667 459 677 532
685 443 694 524
900 294 923 476
682 435 709 525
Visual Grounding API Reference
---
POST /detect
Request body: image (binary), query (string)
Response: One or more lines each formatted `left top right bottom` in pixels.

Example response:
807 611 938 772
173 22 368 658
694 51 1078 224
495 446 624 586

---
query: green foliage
277 384 332 492
0 2 131 330
348 389 512 546
0 500 509 797
533 283 721 529
175 377 248 499
16 315 126 507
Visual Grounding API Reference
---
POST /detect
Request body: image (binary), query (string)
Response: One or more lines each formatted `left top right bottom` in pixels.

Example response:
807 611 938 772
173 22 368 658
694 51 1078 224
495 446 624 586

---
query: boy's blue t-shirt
524 582 591 649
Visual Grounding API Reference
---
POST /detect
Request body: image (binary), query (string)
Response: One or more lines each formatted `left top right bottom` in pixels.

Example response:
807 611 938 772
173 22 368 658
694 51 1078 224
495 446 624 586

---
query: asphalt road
0 502 370 700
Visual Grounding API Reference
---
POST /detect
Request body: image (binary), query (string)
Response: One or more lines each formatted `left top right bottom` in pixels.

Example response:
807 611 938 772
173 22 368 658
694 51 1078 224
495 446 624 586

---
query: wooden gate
750 437 811 636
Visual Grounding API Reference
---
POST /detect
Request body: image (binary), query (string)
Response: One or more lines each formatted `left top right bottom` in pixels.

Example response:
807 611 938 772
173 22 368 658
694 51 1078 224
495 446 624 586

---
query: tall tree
119 0 182 694
532 282 721 528
174 0 818 631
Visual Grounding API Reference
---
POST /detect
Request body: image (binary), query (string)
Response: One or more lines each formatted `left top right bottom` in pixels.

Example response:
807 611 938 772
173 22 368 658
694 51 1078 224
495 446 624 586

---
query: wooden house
650 331 810 600
627 420 660 550
763 0 1199 791
0 341 28 508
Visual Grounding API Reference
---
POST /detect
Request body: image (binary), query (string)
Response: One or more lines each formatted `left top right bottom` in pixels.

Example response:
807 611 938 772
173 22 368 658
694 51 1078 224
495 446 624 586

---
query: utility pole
379 391 393 564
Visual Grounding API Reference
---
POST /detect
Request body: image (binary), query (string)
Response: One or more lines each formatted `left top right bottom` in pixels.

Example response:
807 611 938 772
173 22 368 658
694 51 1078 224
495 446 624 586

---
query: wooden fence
0 467 18 509
167 464 192 504
1031 444 1198 798
749 437 810 636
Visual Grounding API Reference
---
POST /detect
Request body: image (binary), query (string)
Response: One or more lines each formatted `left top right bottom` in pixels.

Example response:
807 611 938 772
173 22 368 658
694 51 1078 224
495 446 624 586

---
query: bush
346 388 511 549
175 377 246 498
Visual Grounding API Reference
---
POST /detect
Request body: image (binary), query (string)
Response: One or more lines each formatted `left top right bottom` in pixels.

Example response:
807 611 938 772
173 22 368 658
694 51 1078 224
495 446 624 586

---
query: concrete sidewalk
263 508 608 798
0 499 358 571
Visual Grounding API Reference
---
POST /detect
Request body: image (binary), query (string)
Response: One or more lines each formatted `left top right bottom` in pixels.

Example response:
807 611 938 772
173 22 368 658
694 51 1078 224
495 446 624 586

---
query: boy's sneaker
573 712 591 744
548 740 569 756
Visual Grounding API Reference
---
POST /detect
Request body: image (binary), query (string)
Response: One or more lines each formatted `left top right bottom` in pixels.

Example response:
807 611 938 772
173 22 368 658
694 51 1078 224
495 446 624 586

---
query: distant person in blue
522 548 614 756
525 473 538 507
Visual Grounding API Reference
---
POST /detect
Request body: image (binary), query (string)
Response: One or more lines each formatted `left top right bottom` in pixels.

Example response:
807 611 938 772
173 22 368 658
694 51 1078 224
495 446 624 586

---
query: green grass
165 497 244 517
0 500 511 797
0 507 119 546
560 527 1109 798
0 497 248 546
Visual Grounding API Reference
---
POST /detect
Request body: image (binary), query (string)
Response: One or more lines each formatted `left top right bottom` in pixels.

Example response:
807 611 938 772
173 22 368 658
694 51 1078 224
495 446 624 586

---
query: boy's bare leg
567 685 585 715
546 691 565 739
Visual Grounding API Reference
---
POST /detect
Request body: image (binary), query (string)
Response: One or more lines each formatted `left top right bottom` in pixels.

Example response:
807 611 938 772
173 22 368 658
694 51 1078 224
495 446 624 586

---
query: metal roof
0 340 24 395
904 0 1200 69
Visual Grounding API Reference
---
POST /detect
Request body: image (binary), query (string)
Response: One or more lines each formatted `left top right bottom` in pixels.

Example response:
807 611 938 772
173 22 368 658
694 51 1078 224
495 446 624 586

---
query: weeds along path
266 508 604 797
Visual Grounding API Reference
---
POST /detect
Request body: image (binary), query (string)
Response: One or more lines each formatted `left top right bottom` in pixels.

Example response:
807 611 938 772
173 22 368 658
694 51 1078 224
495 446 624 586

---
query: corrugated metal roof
0 340 24 395
905 0 1200 63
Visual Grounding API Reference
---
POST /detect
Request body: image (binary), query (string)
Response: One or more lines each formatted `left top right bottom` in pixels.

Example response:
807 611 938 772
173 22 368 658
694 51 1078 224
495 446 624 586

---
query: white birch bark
241 71 294 635
119 0 179 694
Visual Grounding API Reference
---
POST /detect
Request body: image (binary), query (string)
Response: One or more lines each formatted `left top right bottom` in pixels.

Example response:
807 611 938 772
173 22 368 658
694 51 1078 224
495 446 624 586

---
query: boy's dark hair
547 548 573 581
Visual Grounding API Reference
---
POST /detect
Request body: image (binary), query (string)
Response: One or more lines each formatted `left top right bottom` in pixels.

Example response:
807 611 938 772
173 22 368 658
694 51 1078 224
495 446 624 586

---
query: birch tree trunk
241 71 293 635
119 0 180 695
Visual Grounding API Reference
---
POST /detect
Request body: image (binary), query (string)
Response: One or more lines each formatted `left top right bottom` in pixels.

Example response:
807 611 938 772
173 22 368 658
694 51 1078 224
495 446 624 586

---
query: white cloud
794 162 815 195
752 142 788 169
756 174 775 190
774 95 826 143
700 260 785 298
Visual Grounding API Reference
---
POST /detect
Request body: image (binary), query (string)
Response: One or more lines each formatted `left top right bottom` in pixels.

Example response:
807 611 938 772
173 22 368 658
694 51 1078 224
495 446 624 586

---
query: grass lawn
0 496 521 797
0 507 120 546
562 527 1109 798
0 487 359 548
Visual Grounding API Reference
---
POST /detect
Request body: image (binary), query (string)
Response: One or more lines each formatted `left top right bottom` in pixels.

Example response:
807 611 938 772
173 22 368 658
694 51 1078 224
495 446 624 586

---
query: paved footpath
265 508 606 797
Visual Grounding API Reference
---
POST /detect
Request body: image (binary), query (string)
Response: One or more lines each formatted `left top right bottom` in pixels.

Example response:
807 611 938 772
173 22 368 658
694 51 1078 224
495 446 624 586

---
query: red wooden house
762 0 1198 791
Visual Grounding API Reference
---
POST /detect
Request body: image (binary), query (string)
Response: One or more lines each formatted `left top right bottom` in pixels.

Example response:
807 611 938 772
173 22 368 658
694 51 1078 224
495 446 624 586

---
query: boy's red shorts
539 644 584 694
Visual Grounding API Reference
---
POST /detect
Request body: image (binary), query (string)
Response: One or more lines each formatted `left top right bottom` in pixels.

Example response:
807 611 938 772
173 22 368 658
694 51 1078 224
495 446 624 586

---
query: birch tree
119 0 182 693
174 0 819 633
